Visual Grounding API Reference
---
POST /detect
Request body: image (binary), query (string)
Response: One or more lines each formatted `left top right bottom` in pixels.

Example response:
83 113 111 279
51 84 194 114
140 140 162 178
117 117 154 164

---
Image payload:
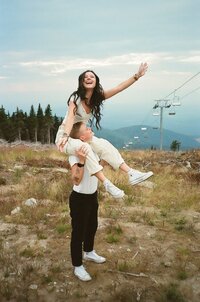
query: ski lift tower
153 99 171 150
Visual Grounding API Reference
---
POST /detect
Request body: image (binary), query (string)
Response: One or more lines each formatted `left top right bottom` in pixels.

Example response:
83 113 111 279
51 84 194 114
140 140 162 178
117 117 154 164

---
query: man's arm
70 145 88 185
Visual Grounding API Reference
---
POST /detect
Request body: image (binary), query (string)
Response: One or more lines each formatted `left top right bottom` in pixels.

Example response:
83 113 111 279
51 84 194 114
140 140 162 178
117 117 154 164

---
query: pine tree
170 140 181 151
28 105 38 142
44 104 54 144
52 114 62 143
37 104 44 143
12 107 26 141
0 105 8 139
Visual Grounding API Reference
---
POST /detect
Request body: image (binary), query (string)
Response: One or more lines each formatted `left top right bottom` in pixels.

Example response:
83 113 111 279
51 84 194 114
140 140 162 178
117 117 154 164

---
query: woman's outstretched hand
137 62 148 78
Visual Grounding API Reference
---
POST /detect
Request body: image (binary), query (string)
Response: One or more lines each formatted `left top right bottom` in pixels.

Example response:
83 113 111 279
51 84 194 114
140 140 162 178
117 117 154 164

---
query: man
69 124 106 282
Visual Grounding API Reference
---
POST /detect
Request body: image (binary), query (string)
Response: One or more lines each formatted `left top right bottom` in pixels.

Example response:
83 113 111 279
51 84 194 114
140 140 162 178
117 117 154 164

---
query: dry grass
0 146 200 301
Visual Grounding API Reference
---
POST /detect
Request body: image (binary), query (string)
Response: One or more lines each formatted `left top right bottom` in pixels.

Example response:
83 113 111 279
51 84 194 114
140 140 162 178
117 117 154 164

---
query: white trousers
55 125 124 175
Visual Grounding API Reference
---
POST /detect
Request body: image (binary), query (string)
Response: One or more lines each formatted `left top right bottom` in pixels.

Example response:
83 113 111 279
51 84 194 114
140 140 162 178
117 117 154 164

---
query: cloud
17 51 200 77
159 70 192 76
18 52 168 76
179 55 200 63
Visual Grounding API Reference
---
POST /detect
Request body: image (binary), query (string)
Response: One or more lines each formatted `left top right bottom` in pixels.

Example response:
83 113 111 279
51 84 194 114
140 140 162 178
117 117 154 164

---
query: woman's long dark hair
67 70 105 129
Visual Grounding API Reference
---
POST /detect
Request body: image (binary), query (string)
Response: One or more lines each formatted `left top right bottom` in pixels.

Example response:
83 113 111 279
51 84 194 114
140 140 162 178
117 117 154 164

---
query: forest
0 105 62 144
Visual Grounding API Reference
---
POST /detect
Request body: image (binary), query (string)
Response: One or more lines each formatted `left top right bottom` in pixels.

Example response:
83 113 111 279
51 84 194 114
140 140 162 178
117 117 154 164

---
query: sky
0 0 200 136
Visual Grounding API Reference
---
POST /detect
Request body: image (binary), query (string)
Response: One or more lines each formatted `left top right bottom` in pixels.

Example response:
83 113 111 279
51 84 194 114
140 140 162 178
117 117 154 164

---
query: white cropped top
63 97 92 125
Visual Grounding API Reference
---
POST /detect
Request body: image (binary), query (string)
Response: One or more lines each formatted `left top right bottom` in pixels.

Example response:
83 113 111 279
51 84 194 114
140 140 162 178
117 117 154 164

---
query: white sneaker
74 265 92 281
129 170 153 185
104 180 125 199
83 250 106 264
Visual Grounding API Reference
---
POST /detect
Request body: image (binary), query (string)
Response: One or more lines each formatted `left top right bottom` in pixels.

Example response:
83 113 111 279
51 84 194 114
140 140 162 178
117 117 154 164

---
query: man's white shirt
69 155 98 194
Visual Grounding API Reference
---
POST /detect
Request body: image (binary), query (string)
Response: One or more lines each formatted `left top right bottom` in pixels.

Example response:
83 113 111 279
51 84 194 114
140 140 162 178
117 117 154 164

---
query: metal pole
160 106 163 150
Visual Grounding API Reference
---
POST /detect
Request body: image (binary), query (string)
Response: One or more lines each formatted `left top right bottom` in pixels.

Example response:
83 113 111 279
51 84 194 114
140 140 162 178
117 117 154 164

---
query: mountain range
93 125 200 150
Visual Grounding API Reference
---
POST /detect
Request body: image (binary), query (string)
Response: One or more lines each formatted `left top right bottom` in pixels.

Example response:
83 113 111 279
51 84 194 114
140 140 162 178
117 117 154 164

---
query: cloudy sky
0 0 200 136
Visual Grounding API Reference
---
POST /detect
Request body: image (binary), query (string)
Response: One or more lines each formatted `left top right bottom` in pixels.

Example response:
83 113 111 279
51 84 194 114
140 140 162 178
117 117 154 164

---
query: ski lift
168 105 176 115
172 95 181 106
172 101 181 106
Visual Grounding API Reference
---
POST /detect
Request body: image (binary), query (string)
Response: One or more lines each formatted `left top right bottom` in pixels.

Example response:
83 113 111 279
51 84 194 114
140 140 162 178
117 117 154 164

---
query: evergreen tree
28 105 38 142
0 105 8 139
170 140 181 151
37 104 45 143
44 104 54 144
52 114 62 142
11 108 26 141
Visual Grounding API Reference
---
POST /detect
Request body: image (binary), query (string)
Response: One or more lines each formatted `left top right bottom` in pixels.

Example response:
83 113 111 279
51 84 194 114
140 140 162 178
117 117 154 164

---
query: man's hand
75 145 88 163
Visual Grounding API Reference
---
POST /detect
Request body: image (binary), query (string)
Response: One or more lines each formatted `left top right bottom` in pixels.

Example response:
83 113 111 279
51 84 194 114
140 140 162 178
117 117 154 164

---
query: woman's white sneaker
129 170 153 185
83 250 106 264
74 265 92 281
103 179 124 199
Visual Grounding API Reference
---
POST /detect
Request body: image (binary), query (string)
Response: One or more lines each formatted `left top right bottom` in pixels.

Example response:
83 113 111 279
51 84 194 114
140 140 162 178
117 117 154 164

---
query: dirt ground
0 146 200 302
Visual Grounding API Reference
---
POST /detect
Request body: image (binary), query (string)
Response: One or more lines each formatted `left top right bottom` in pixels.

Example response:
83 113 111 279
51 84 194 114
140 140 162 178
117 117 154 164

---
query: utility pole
153 100 171 150
160 106 163 150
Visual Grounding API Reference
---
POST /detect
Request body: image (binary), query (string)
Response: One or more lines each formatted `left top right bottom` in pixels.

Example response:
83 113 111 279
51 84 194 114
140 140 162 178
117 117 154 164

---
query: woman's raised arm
104 63 148 100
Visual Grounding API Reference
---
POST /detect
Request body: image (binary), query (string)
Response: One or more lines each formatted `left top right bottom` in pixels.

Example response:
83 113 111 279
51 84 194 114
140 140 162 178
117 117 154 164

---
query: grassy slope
0 146 200 302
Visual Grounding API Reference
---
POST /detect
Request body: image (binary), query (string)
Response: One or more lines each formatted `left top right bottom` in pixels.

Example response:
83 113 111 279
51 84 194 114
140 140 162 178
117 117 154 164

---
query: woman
55 63 153 197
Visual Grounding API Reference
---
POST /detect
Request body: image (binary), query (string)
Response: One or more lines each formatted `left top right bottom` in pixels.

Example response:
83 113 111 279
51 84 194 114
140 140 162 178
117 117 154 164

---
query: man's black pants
69 190 98 267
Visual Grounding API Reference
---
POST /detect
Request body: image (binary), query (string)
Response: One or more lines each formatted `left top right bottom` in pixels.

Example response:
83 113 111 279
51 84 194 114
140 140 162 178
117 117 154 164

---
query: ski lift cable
179 85 200 100
163 71 200 99
139 107 154 127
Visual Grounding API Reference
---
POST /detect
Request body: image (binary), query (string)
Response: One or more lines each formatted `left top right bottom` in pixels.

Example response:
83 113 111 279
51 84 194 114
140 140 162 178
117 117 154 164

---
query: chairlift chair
168 106 176 115
172 95 181 106
172 101 181 106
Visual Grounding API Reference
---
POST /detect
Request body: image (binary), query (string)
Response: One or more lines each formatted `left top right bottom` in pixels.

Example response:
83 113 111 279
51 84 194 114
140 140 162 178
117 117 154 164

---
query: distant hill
94 125 200 150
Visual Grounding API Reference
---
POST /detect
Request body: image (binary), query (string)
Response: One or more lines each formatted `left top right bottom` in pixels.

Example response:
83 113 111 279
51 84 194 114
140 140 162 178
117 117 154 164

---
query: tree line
0 104 62 144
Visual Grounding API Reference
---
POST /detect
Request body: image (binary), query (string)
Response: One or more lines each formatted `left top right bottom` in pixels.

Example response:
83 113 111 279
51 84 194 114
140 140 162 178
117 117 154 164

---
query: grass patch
20 247 35 258
176 269 188 280
159 283 186 302
116 259 133 272
55 223 70 234
130 209 157 226
174 217 187 231
37 231 48 240
105 224 123 243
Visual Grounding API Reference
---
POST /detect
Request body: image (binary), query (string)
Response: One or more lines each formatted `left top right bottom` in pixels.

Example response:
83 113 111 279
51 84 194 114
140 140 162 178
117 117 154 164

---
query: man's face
79 124 93 142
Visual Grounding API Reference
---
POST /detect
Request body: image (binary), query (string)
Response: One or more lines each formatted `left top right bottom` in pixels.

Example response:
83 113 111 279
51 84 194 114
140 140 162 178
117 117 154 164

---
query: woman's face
82 71 96 89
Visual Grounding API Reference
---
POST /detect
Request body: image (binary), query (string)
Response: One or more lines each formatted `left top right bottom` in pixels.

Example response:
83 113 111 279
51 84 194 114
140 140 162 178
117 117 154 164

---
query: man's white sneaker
74 265 92 281
83 250 106 264
104 180 125 199
129 170 153 185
